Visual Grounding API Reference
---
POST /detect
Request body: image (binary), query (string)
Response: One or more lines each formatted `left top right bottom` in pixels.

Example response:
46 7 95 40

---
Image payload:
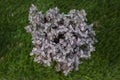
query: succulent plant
25 4 97 76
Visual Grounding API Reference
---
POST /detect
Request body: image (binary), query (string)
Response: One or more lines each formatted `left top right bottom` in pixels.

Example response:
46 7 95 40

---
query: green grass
0 0 120 80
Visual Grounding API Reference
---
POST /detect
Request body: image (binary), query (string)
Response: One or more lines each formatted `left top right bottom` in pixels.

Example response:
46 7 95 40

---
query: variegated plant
25 4 97 76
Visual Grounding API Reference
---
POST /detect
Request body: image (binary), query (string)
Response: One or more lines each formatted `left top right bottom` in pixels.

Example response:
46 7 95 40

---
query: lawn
0 0 120 80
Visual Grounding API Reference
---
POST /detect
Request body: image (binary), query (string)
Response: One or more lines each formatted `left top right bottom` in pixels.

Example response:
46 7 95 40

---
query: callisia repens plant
25 4 97 76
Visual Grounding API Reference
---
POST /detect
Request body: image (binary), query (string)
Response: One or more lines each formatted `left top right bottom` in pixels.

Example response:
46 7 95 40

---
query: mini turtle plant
25 4 97 76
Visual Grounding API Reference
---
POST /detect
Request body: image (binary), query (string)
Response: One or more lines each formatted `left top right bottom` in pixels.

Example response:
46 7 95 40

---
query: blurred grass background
0 0 120 80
